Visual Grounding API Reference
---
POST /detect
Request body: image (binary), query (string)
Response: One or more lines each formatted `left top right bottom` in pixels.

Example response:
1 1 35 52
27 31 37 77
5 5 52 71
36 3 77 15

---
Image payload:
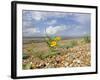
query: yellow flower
54 36 61 41
50 41 57 47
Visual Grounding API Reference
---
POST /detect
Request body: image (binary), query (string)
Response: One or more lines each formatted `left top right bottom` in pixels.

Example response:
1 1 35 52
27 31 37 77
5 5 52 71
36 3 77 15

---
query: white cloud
31 11 48 21
31 11 68 21
31 12 43 21
23 27 40 35
23 21 32 28
45 25 67 35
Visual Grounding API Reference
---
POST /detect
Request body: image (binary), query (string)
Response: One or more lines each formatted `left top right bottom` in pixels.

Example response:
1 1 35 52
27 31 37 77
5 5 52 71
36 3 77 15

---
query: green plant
66 40 77 49
44 35 61 56
34 50 59 60
83 36 90 43
22 53 30 59
23 62 32 69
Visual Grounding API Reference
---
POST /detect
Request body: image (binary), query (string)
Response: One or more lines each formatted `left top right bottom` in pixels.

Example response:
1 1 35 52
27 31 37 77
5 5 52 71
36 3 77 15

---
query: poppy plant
50 41 57 47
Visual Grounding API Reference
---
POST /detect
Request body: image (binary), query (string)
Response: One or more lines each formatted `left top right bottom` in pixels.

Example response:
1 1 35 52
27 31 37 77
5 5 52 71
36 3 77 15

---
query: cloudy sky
22 10 91 37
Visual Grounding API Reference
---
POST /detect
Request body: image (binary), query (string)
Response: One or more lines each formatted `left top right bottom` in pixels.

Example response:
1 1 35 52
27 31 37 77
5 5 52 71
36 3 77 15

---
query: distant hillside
23 36 90 44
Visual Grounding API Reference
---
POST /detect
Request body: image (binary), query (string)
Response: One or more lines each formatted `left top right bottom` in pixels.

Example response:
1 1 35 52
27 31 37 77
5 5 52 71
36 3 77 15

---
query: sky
22 10 91 37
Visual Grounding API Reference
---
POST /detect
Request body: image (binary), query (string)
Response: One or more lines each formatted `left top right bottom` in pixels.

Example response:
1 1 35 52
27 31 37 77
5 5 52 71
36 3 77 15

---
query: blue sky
22 10 91 37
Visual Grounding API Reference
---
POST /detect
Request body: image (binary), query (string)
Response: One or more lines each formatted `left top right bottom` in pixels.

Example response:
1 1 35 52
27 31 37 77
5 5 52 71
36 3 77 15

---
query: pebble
23 43 91 69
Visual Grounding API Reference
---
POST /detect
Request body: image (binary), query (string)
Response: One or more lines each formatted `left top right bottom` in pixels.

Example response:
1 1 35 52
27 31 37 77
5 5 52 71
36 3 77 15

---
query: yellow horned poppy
50 41 57 47
54 36 61 41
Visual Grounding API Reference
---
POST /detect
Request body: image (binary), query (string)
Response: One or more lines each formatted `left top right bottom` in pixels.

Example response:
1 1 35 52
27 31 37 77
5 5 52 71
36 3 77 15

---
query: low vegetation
22 36 91 69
